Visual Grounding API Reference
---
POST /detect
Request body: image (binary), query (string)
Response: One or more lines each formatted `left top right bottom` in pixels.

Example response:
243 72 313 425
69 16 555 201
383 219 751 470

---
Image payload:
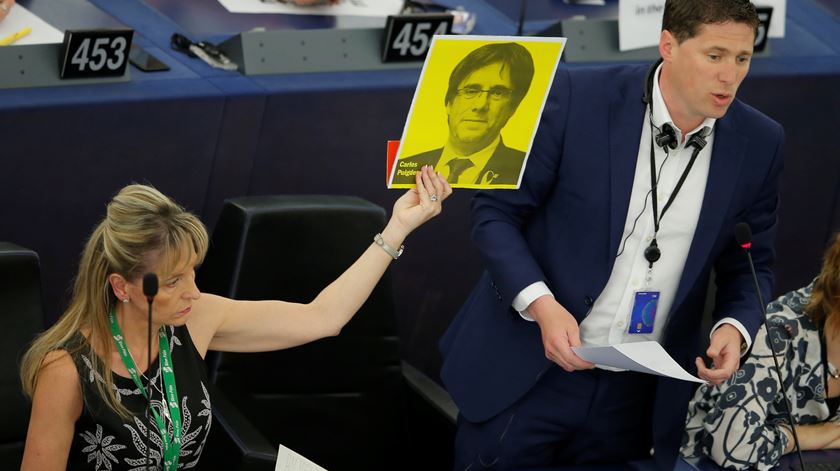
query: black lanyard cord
645 128 709 268
649 135 704 234
615 152 671 259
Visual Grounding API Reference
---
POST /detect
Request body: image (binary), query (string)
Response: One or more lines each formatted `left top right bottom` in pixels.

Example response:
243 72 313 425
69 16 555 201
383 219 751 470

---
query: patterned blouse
65 325 212 470
681 281 839 470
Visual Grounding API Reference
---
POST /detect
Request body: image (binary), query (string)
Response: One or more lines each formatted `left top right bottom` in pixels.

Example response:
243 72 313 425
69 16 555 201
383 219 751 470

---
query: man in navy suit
440 0 784 469
392 42 534 187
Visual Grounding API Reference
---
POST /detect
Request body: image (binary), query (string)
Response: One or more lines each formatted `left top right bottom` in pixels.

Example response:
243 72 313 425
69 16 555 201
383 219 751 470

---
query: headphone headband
642 58 665 106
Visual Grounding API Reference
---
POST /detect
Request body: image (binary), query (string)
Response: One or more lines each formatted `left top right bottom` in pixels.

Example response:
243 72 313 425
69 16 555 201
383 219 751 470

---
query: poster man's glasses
457 86 513 101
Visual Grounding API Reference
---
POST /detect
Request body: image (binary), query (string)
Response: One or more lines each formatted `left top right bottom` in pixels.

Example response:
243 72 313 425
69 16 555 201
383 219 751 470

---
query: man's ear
108 273 129 302
659 30 676 62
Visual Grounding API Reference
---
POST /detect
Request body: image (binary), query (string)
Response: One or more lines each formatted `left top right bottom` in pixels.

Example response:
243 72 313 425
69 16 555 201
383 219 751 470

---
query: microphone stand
517 0 528 36
143 274 158 471
736 224 807 471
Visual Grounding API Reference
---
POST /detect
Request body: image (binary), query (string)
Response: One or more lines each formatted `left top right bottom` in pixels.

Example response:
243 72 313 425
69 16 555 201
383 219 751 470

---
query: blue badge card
628 291 659 334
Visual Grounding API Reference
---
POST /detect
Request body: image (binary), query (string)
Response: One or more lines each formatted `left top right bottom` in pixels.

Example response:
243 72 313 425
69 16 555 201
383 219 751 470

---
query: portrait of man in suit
391 42 535 188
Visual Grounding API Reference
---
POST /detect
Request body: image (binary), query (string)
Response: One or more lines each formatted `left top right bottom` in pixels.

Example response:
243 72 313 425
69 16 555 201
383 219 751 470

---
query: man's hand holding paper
696 323 743 385
530 295 595 372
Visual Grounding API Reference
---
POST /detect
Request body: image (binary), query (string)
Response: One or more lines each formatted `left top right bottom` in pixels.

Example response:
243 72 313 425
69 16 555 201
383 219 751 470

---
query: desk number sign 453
59 29 134 79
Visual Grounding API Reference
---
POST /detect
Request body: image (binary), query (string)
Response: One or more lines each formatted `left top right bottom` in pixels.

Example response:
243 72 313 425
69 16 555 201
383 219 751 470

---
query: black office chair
0 243 45 468
201 382 278 471
197 195 456 471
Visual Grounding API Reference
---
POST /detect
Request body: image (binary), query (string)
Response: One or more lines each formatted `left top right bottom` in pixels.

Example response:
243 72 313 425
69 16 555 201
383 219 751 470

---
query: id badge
628 290 660 334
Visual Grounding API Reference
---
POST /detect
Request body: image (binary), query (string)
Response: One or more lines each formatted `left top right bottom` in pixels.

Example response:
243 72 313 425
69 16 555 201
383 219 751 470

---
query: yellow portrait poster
388 35 565 190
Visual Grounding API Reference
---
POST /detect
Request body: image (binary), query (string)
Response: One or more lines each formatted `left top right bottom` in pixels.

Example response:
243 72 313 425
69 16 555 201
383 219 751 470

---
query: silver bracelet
374 233 403 260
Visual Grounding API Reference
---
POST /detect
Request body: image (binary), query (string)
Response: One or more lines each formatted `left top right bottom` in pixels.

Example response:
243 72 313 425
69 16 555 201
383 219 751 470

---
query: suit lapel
608 75 646 259
671 107 748 312
478 140 508 184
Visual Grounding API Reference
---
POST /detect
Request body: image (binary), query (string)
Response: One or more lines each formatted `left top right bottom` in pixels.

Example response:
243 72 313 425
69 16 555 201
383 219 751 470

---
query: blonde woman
20 166 451 470
682 232 840 470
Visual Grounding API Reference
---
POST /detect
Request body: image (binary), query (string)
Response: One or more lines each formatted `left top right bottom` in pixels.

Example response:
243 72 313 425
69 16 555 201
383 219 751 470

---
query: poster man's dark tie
447 158 475 184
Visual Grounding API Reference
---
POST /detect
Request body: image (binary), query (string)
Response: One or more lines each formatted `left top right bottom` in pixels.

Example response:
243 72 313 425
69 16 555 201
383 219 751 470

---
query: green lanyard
109 308 182 470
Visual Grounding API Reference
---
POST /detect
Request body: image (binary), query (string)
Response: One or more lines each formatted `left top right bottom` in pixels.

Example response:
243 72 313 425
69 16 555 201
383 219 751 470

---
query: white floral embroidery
81 353 158 403
168 326 182 351
76 328 212 469
184 383 213 469
120 382 211 469
79 424 126 470
81 354 105 384
123 414 164 471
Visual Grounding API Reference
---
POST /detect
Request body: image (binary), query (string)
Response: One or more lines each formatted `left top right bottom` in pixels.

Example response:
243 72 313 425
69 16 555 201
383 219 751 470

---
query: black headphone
655 123 678 151
641 59 661 106
686 126 712 150
643 59 678 152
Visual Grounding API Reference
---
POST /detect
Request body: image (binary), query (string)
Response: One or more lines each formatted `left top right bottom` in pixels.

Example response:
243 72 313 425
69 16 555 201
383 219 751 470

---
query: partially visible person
392 42 535 187
683 231 840 470
19 167 450 470
0 0 15 22
439 0 784 469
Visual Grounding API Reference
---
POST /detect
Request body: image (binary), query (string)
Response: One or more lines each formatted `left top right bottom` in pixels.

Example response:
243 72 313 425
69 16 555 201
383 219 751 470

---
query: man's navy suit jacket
391 140 525 186
440 63 784 468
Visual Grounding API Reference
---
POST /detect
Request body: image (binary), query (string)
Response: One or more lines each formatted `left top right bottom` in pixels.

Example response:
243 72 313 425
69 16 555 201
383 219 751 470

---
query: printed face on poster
388 35 565 190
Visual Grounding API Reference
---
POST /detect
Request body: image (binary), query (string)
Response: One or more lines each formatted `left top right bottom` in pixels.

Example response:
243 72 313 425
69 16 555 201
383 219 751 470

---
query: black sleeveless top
66 325 212 470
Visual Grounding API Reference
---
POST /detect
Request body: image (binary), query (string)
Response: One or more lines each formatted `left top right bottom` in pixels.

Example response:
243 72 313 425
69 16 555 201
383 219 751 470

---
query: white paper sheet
618 0 665 51
573 341 705 383
217 0 402 17
0 4 64 46
275 444 328 471
618 0 785 51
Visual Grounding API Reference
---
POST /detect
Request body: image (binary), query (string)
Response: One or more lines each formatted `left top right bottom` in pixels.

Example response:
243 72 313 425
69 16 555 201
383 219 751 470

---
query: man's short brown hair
445 43 535 110
662 0 759 43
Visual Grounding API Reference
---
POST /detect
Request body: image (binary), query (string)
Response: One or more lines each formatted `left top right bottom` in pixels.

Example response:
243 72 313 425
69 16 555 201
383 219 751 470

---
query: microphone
654 123 678 151
143 273 158 302
516 0 528 36
734 223 808 471
142 273 158 471
734 221 752 249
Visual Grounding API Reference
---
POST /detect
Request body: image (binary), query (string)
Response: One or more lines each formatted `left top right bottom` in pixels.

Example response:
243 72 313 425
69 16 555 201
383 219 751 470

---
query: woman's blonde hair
20 184 209 418
808 231 840 330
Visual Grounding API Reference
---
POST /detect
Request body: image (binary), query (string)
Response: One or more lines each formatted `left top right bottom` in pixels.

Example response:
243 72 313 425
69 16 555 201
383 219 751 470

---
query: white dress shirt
512 64 751 354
